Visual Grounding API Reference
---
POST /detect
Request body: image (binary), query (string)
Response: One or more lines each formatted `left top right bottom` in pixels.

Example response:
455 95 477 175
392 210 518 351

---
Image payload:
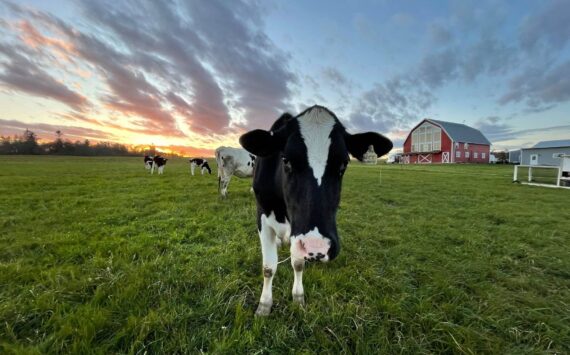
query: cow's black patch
153 156 168 167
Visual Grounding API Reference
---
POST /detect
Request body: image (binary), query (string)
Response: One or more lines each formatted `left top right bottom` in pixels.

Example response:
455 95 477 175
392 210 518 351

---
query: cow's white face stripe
298 108 335 186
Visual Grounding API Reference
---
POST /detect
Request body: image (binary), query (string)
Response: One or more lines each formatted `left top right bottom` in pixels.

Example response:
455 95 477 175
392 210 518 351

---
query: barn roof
531 139 570 149
428 119 491 145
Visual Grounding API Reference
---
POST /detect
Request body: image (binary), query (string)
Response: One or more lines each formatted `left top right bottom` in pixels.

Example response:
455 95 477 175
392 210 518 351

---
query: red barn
402 119 491 164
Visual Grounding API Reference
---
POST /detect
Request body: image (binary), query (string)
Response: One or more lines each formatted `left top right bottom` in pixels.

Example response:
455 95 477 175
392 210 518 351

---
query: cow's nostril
309 252 314 256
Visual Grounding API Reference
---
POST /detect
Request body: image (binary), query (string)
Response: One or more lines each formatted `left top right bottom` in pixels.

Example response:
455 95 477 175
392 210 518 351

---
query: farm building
402 119 491 164
520 139 570 166
508 149 521 164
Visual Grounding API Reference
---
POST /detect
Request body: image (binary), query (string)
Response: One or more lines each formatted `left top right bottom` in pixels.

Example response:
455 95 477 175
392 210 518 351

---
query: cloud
462 36 516 81
54 112 189 139
0 42 88 110
428 23 453 46
0 118 116 141
347 1 562 136
499 60 570 107
81 0 295 131
322 67 350 87
519 0 570 53
416 48 460 88
152 145 215 158
1 0 295 139
348 75 435 133
474 116 515 142
348 112 394 133
475 115 570 146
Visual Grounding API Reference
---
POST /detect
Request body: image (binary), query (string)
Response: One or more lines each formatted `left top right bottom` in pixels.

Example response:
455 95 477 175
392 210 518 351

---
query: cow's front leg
291 256 305 306
256 219 277 316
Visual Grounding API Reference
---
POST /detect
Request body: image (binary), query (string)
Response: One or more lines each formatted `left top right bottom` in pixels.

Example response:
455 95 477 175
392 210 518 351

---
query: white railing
513 164 569 189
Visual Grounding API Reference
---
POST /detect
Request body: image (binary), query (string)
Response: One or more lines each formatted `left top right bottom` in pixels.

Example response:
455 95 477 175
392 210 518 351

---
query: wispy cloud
0 42 88 111
0 118 115 141
0 0 295 142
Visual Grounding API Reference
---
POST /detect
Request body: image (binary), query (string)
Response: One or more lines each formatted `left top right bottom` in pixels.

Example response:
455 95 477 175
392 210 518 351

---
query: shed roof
531 139 570 149
427 119 491 145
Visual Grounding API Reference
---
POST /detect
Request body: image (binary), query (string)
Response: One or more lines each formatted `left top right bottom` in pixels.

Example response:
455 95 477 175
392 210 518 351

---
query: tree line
0 129 142 156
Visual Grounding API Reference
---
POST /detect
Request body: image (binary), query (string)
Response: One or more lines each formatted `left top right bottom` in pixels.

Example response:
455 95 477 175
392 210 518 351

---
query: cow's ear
346 132 393 161
240 129 285 157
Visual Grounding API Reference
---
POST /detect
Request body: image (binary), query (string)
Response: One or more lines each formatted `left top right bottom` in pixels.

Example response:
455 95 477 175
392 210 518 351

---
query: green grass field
1 156 569 354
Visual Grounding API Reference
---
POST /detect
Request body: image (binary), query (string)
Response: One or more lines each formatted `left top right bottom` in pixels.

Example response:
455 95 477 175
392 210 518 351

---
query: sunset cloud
0 118 115 141
0 42 88 110
1 0 570 154
0 0 295 150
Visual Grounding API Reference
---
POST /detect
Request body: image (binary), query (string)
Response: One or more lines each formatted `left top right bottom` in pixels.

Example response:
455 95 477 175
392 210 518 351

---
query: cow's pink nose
294 235 330 262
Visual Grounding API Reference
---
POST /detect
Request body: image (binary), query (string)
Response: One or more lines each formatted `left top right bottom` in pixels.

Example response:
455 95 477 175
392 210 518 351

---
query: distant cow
215 146 255 197
144 155 154 170
151 155 168 175
239 105 392 316
189 158 212 175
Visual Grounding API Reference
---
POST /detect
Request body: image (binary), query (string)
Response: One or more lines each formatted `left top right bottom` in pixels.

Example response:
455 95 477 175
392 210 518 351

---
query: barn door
419 154 432 164
442 152 450 163
530 154 538 166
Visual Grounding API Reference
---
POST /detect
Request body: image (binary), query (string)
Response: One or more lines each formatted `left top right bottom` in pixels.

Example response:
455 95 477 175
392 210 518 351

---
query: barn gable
428 119 490 145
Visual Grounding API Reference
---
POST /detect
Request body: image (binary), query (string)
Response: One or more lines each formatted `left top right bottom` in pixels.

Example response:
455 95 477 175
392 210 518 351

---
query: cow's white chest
261 212 291 246
298 109 335 186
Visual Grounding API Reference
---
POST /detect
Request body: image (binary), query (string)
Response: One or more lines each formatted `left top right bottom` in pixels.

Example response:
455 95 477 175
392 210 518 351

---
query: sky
1 0 569 156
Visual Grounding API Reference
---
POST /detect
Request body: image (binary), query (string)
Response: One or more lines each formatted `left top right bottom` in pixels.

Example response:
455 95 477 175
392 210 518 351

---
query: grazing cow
151 155 168 175
215 146 255 197
239 105 392 316
144 155 154 170
189 158 212 175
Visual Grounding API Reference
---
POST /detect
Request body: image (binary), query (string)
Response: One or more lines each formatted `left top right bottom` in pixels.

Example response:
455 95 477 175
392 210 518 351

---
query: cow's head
240 105 392 262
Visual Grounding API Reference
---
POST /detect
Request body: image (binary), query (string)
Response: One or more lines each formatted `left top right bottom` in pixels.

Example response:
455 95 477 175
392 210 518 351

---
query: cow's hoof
293 294 305 306
255 302 272 316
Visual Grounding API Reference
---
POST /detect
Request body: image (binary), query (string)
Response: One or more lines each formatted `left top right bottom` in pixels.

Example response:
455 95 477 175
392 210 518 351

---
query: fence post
513 165 518 182
528 167 532 182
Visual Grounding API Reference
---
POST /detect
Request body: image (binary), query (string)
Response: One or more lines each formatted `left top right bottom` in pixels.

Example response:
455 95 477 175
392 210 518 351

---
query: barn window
411 122 441 152
464 143 469 150
474 152 478 159
482 152 486 159
466 151 470 158
456 150 461 158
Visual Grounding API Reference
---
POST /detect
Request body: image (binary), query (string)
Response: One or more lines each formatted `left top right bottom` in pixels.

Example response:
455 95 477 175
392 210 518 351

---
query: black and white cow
151 155 168 175
144 155 154 170
239 105 392 316
215 146 256 197
189 158 212 175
